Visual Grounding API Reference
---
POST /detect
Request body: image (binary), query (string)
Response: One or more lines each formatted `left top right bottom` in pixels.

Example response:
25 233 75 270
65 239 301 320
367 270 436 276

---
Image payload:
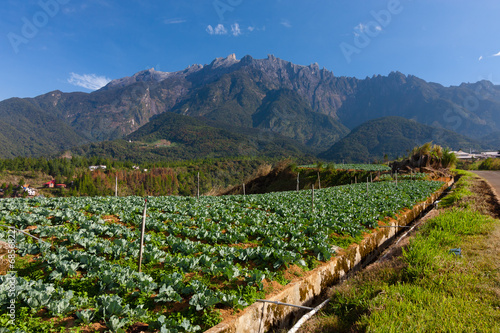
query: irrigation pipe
287 298 330 333
256 299 313 311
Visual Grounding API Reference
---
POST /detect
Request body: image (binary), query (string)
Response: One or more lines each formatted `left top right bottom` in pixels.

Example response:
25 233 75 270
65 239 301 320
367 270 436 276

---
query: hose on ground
287 298 330 333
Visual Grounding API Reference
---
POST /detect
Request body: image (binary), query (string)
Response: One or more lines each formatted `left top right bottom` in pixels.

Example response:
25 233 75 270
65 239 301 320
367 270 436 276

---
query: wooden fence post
197 172 200 200
138 199 147 272
311 184 315 212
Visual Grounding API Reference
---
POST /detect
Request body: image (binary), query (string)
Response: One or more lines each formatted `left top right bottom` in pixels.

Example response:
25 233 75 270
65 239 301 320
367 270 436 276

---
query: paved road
470 171 500 193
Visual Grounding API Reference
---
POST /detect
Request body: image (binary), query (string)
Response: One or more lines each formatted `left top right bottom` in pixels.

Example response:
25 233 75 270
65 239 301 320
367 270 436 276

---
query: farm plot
299 164 391 171
0 180 443 332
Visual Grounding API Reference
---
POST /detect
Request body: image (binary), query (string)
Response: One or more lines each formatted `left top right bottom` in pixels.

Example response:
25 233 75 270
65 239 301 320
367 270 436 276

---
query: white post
243 183 246 195
115 176 118 197
138 199 147 272
297 172 300 192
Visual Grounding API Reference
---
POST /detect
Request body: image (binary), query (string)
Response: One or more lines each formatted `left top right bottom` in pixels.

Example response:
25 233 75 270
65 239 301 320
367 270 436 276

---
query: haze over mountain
1 54 499 162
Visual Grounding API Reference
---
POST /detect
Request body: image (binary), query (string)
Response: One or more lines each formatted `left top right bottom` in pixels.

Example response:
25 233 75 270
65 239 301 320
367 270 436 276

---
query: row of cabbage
298 164 391 171
0 180 443 332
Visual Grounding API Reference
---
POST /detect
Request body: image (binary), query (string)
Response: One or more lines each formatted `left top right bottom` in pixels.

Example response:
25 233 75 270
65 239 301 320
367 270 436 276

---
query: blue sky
1 0 499 101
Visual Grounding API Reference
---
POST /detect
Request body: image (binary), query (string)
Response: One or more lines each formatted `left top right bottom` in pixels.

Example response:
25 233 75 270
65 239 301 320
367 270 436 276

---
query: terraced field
0 180 443 332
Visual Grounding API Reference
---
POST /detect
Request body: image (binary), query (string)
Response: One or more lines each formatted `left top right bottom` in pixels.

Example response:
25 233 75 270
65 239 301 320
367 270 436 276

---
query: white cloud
355 23 366 32
206 24 228 35
164 18 186 25
231 23 242 36
355 23 381 32
248 26 255 32
281 20 292 28
68 73 111 90
479 55 483 61
354 22 382 36
493 51 500 57
206 23 244 36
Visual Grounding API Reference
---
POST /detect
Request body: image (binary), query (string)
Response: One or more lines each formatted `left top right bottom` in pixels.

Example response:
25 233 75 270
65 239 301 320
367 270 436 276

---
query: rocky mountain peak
104 68 171 89
209 53 240 69
387 71 408 84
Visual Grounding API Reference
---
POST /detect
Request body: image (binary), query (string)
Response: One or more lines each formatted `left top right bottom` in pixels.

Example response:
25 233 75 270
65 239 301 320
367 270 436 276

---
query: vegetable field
299 164 391 172
0 180 443 332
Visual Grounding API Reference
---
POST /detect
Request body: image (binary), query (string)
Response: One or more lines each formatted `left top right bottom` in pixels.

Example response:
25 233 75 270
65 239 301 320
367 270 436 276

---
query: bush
478 157 500 170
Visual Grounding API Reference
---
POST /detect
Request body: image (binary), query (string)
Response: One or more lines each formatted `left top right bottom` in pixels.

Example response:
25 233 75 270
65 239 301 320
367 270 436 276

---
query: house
43 180 56 188
451 150 500 160
23 187 36 196
43 180 66 189
480 151 500 158
89 165 107 171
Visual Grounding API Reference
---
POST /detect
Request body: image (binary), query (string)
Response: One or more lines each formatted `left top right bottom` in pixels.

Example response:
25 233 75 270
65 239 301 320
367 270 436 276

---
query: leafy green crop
0 180 443 331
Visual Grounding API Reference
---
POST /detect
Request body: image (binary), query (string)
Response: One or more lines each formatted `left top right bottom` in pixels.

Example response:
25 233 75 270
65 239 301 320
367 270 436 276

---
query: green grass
438 169 472 208
364 209 498 332
302 171 500 333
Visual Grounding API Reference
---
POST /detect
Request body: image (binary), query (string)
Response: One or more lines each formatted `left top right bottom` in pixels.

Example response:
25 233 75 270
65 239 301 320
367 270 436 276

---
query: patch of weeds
59 276 100 297
9 307 57 333
439 171 472 208
361 282 500 332
423 208 495 237
330 234 360 249
274 271 291 286
326 284 380 331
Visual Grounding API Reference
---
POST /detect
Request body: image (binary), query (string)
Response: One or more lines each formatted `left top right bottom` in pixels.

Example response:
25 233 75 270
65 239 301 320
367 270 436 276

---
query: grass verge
297 171 500 333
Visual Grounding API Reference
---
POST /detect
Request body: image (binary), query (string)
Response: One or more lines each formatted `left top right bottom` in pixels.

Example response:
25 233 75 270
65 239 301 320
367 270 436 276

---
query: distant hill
319 117 485 163
335 74 500 140
0 98 87 158
480 131 500 150
71 112 312 162
1 54 500 159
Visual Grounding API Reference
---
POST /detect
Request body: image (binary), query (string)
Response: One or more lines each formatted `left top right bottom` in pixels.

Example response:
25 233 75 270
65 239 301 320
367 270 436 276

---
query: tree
4 184 13 198
442 148 458 169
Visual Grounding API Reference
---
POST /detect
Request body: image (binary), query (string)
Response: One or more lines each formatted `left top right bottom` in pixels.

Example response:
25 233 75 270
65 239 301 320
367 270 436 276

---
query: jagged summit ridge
104 54 333 91
104 64 205 90
209 53 239 69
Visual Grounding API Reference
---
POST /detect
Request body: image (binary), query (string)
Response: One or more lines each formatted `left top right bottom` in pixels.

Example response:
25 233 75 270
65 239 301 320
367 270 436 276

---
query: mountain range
1 54 499 162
